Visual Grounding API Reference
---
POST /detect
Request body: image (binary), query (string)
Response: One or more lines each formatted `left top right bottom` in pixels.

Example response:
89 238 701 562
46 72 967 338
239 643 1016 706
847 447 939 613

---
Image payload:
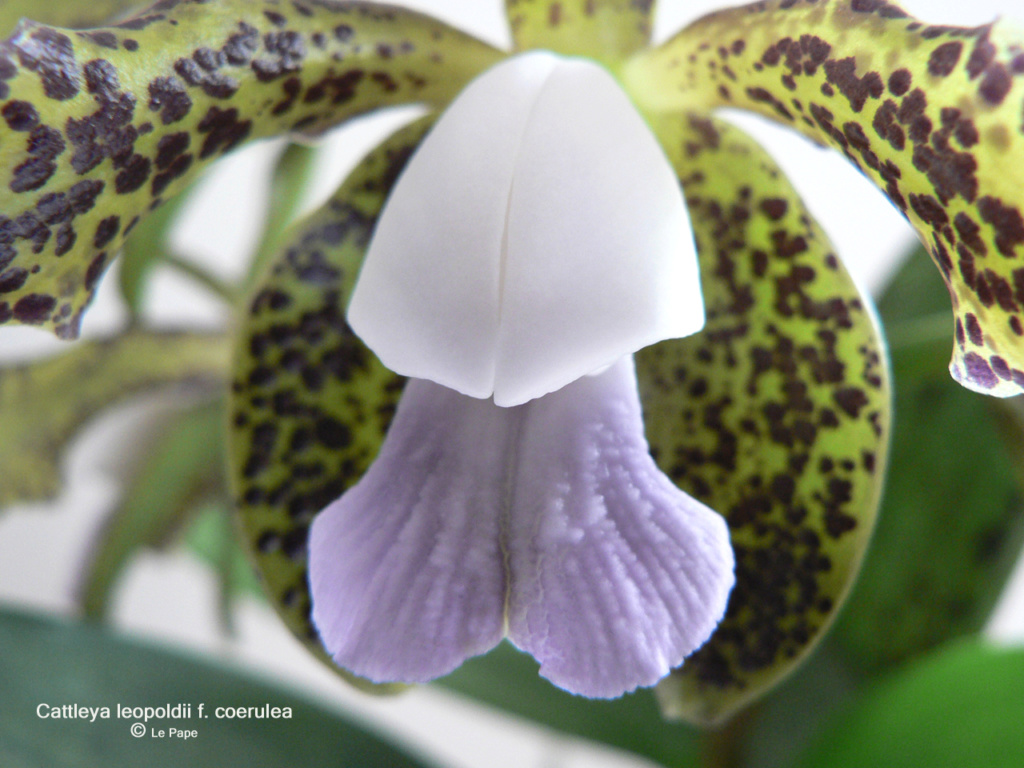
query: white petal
346 52 558 399
308 378 510 682
347 52 703 406
494 59 703 405
505 358 735 698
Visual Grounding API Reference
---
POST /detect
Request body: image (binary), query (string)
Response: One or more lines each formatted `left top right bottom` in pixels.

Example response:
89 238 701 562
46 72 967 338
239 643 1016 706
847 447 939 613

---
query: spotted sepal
0 329 227 509
0 0 503 339
636 112 890 725
227 116 435 692
626 0 1024 397
505 0 653 67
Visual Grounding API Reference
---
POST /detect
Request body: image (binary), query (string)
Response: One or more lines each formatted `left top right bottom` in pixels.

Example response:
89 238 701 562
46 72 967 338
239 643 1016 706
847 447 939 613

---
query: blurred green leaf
118 189 196 319
794 641 1024 768
0 608 435 768
831 247 1024 672
247 143 321 287
0 330 228 510
439 642 700 768
184 500 264 634
742 646 860 768
77 400 226 621
186 502 263 598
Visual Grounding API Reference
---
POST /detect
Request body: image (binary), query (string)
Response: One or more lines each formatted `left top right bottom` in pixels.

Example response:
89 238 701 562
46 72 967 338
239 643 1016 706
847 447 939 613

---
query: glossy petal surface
347 52 556 402
349 51 702 406
627 0 1024 396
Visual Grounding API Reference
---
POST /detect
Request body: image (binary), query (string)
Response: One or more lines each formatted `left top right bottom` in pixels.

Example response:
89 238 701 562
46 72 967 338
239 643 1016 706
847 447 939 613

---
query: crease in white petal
347 52 558 400
348 51 704 406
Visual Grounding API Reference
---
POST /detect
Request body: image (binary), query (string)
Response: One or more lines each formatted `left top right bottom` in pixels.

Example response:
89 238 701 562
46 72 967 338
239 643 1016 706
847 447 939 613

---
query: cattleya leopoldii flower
310 50 736 698
0 0 1022 722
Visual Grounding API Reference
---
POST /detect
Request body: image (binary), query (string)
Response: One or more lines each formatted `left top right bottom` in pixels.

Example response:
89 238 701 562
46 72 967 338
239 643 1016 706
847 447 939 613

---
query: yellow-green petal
0 329 227 509
505 0 653 67
637 112 890 725
0 0 503 339
626 0 1024 397
227 116 435 691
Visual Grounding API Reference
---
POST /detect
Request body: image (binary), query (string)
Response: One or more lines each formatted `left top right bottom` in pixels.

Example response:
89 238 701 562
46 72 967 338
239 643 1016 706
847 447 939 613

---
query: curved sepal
227 116 435 691
0 329 227 509
0 0 502 339
505 0 653 66
637 113 890 724
627 0 1024 397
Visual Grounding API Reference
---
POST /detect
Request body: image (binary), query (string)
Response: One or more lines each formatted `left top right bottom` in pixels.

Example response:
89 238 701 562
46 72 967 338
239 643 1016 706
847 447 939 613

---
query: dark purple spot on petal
12 293 55 323
2 100 38 131
928 41 962 77
0 267 29 293
964 351 998 389
979 63 1012 105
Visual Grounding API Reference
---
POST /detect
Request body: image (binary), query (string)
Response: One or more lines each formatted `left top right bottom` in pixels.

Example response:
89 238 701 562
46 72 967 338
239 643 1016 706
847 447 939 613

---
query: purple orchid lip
309 357 734 698
347 51 704 408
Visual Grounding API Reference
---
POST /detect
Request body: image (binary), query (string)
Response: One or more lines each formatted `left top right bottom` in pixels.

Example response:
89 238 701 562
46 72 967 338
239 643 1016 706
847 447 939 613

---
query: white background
1 1 1023 766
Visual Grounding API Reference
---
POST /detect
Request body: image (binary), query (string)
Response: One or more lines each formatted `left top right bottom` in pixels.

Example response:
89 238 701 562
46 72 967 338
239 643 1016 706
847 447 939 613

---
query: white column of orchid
347 51 705 406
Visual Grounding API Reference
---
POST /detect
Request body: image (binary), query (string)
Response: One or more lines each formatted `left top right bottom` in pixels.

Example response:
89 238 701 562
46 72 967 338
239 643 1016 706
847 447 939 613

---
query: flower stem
164 253 237 304
701 707 756 768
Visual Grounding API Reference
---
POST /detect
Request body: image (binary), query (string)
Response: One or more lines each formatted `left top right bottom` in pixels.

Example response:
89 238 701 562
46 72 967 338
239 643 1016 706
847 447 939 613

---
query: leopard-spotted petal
228 116 436 690
625 0 1024 397
504 0 654 66
0 0 502 339
637 111 890 725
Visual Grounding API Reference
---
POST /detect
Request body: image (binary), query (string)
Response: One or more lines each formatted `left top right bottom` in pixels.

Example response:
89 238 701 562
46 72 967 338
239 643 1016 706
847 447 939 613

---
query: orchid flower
308 50 735 699
1 0 1022 723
